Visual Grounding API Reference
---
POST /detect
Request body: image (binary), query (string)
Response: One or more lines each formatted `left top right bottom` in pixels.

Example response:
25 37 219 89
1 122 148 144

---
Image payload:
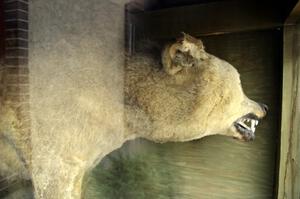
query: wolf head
125 33 267 142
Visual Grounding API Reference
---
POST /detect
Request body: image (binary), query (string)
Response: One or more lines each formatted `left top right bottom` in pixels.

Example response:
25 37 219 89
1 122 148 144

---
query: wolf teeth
238 118 259 133
239 122 251 130
251 120 256 132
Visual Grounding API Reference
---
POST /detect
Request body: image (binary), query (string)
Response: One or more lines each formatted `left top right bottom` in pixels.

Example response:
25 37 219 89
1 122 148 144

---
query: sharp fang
251 120 255 132
239 122 251 130
255 120 259 125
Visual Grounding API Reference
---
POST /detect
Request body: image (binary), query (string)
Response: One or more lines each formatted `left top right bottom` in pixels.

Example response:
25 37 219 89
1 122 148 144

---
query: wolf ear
162 33 204 76
162 44 183 75
162 43 199 76
164 63 183 75
180 32 204 50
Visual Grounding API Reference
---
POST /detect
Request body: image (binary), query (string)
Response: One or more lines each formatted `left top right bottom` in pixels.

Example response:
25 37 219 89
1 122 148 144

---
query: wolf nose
259 103 268 116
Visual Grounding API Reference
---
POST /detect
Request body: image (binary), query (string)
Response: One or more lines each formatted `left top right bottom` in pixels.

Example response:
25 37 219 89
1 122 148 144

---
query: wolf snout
258 103 268 118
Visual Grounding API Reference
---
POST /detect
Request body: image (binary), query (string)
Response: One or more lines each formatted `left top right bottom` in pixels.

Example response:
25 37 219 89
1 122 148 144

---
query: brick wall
2 0 31 169
0 0 5 103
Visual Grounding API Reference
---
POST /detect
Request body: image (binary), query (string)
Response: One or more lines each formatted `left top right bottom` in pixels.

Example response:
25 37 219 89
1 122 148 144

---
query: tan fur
0 103 31 199
1 32 266 198
0 104 30 180
125 34 266 143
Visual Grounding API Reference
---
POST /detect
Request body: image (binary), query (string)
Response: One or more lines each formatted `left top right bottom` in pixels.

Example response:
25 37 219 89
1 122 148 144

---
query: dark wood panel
131 0 284 40
285 0 300 24
143 0 226 11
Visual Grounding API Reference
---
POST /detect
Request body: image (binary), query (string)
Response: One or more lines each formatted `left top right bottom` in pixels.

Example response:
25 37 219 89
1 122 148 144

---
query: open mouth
234 113 260 141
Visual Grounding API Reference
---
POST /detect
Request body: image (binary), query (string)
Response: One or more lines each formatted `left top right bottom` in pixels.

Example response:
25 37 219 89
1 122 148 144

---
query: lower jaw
234 125 255 141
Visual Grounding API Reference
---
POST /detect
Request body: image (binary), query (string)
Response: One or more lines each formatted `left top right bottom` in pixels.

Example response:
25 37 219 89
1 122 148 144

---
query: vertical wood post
278 24 300 199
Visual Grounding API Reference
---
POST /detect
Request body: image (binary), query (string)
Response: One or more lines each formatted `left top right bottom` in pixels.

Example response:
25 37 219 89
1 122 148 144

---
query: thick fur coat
0 1 267 196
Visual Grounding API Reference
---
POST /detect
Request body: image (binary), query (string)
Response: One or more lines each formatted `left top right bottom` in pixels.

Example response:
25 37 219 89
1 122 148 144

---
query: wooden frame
126 0 300 198
131 0 284 40
277 1 300 198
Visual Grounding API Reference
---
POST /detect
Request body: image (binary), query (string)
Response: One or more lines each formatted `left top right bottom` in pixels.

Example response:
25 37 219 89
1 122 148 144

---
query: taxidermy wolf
0 33 267 198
